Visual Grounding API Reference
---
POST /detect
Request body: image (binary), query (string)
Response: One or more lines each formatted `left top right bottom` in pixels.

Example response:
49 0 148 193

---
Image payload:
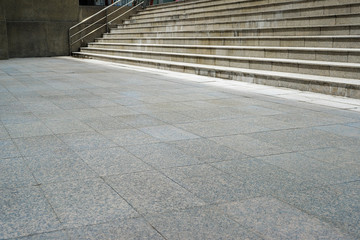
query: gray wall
0 1 8 59
1 0 79 58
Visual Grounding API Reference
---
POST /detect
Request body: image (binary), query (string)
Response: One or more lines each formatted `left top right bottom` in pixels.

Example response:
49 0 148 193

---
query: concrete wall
1 0 79 58
0 1 9 59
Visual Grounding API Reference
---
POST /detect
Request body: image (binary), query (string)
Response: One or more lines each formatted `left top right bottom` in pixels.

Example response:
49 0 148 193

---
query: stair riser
81 49 360 79
73 53 360 99
88 44 360 63
96 38 360 48
129 1 360 23
105 25 360 38
140 0 360 17
114 14 360 33
123 4 360 27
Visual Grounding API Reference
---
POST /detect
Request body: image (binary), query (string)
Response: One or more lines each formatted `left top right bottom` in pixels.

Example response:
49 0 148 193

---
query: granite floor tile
43 119 94 134
116 114 165 128
125 143 202 169
64 108 109 120
163 165 262 204
259 153 360 185
105 171 205 214
211 158 318 196
66 217 164 240
0 157 37 188
176 119 270 138
145 206 262 240
169 138 248 163
346 122 360 129
81 117 130 131
0 139 21 159
211 134 289 157
13 136 69 156
248 128 346 152
276 182 360 238
0 112 39 124
97 106 138 117
146 111 195 124
300 147 360 167
41 178 138 228
4 121 53 138
315 124 360 139
13 230 70 240
0 186 62 239
102 128 159 146
76 147 152 176
140 125 199 142
219 197 354 240
24 151 97 184
58 132 117 151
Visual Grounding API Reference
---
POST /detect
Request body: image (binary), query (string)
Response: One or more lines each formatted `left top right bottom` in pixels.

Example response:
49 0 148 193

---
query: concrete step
136 0 298 18
87 43 360 63
79 47 360 79
129 0 360 23
113 13 360 34
121 2 360 30
141 0 360 16
72 51 360 99
104 24 360 38
95 35 360 48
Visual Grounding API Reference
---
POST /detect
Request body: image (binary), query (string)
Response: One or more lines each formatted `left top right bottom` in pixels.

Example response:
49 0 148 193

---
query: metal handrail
69 0 144 54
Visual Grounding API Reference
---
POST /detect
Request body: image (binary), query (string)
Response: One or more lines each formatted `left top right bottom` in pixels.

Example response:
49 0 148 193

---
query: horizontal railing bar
71 23 107 46
70 15 107 39
109 1 144 25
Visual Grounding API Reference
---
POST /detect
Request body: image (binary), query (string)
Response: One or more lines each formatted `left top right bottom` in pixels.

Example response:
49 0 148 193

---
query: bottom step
72 52 360 99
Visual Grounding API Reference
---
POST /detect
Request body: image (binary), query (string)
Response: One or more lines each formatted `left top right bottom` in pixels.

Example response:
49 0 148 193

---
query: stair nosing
80 47 360 68
72 52 360 87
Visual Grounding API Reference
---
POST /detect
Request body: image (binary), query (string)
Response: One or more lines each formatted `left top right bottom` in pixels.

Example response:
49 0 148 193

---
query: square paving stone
97 106 138 117
43 119 94 134
66 217 163 240
13 136 69 156
0 186 62 239
176 118 271 137
125 143 202 169
0 157 37 188
259 152 360 185
58 132 117 151
219 197 354 240
145 206 262 240
276 182 360 238
140 124 200 142
4 121 53 138
0 139 21 159
211 158 318 196
248 128 345 152
25 151 97 184
81 117 131 131
105 171 205 215
116 114 166 128
169 138 249 163
13 230 70 240
102 128 160 146
0 125 10 139
146 111 196 124
163 165 262 204
211 134 289 157
315 124 360 139
76 147 152 176
41 178 138 228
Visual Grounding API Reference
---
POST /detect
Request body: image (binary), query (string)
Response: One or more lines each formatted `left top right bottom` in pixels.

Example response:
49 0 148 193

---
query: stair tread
117 12 360 31
73 52 360 86
107 23 360 35
81 47 360 68
88 43 360 53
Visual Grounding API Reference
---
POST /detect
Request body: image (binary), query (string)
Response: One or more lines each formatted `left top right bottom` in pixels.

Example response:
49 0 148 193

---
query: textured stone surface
0 57 359 239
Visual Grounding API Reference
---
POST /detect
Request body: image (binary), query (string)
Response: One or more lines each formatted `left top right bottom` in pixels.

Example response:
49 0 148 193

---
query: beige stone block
229 60 249 68
304 39 332 48
330 68 360 79
278 78 309 91
265 50 288 59
316 52 348 63
271 62 298 73
215 58 230 67
325 6 350 15
299 64 330 76
348 54 360 63
310 18 335 26
309 83 332 95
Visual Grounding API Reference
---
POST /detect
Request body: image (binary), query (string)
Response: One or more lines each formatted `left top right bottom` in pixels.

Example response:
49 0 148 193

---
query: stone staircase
73 0 360 98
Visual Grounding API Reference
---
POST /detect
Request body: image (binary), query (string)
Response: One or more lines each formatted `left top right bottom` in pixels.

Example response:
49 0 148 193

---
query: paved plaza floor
0 57 360 239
